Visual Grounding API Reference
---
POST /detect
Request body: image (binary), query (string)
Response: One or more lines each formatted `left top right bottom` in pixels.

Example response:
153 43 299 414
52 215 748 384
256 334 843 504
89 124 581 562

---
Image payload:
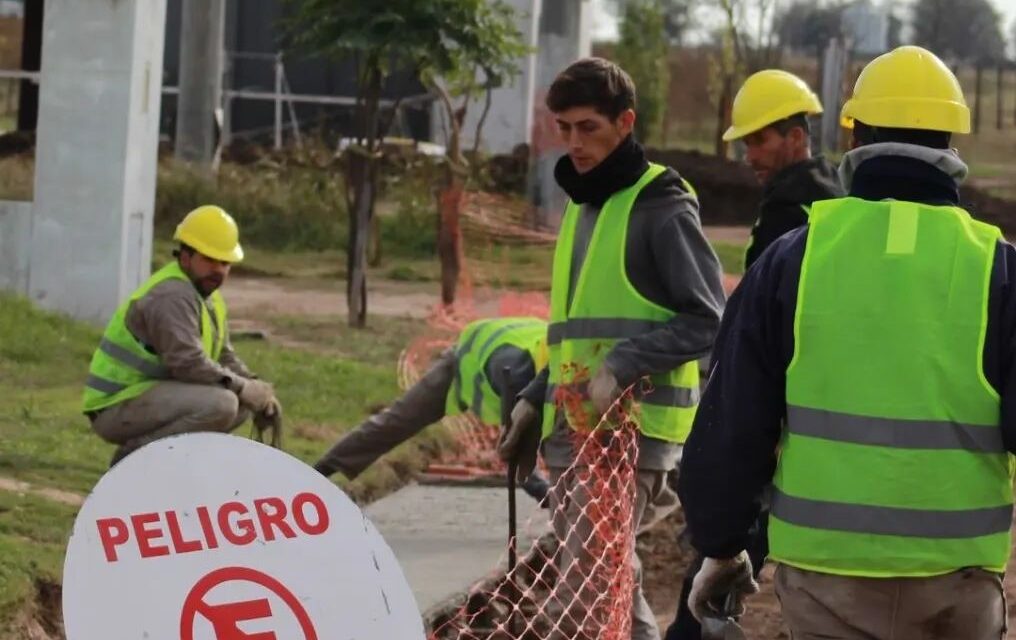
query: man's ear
617 109 636 137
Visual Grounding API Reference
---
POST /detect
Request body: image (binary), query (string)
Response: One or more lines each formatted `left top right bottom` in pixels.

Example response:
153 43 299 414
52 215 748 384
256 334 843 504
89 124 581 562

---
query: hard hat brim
723 103 823 142
840 96 970 134
173 228 245 263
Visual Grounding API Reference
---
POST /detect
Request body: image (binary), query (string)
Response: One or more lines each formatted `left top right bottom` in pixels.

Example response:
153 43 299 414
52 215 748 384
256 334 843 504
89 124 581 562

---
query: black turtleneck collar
554 135 649 207
849 154 960 206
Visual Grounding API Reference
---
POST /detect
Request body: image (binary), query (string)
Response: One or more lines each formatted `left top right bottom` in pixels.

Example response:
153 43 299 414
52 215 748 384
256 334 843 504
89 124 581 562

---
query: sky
590 0 1016 46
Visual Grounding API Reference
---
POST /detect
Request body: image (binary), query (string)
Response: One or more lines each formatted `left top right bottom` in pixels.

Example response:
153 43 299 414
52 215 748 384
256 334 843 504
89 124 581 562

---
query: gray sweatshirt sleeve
218 334 254 378
126 281 241 387
605 200 726 387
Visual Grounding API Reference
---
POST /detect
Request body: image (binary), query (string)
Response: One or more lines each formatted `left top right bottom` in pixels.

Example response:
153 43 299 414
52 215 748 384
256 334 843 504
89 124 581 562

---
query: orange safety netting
429 400 641 640
401 191 642 638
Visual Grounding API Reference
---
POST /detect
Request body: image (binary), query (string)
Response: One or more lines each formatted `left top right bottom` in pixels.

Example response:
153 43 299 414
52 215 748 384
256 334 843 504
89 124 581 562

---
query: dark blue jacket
677 152 1016 559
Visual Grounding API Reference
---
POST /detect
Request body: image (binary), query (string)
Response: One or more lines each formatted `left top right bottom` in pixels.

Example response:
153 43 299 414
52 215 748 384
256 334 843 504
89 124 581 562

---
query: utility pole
174 0 225 167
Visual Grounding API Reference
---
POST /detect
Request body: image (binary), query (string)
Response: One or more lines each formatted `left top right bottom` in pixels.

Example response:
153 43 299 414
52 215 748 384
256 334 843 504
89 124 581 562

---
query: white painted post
29 0 167 322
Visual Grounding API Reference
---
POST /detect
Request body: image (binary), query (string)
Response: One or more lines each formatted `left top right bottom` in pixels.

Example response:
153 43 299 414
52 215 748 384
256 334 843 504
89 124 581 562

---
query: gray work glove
236 378 276 413
251 398 283 449
497 398 541 483
589 364 623 417
688 551 760 622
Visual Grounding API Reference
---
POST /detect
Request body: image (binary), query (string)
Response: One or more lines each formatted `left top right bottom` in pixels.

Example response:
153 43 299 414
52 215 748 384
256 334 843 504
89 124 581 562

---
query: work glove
497 398 541 483
251 398 283 449
688 551 759 623
588 365 623 417
236 378 276 414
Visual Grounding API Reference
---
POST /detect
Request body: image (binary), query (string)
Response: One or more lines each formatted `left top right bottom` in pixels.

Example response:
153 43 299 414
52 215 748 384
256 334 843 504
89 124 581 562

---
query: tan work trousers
548 466 676 640
92 381 250 461
775 563 1006 640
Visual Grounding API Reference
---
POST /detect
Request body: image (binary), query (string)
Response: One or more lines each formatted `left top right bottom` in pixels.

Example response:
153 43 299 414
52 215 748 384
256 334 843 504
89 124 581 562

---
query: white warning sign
62 432 425 639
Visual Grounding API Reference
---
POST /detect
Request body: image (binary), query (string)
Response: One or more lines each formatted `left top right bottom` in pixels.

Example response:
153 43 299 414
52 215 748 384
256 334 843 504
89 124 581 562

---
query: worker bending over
314 317 550 501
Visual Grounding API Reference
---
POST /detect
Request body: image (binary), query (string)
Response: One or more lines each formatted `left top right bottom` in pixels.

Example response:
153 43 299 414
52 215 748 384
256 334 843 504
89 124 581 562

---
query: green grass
0 499 68 632
712 241 746 275
0 293 456 632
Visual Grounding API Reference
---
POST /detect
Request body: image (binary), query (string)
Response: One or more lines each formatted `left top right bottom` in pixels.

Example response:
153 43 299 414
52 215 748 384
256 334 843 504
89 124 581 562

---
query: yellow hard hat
173 205 244 263
723 69 823 141
840 45 969 133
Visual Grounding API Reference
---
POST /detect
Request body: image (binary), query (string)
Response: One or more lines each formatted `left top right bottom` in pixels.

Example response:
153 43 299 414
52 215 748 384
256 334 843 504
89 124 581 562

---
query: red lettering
254 497 296 542
96 517 129 562
196 505 220 550
165 511 203 554
292 492 329 535
131 512 170 559
218 501 257 545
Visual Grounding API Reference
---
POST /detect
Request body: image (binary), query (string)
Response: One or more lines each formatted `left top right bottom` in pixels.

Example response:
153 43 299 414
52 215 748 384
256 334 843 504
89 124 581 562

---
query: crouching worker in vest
83 206 281 468
313 317 551 502
679 46 1013 640
499 58 725 640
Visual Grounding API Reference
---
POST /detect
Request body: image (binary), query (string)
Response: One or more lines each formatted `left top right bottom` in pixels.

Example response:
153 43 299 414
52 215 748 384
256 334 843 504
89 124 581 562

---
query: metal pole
499 366 520 634
274 52 283 150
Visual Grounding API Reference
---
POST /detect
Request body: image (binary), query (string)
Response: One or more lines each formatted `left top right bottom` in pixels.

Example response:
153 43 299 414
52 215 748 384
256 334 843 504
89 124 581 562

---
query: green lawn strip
711 241 746 275
0 493 74 633
0 293 461 625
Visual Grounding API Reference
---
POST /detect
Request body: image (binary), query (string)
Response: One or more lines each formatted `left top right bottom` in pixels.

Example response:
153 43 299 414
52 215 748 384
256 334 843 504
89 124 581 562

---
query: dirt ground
640 509 1016 639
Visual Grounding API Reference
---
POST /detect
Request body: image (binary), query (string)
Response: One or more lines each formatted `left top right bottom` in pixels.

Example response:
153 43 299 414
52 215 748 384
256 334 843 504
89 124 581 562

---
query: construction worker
679 46 1012 639
723 69 844 270
313 316 551 501
499 58 725 640
83 206 280 467
664 68 843 640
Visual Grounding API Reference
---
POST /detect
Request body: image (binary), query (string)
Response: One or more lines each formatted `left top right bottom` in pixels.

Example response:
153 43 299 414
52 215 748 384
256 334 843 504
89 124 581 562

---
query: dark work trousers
664 511 769 640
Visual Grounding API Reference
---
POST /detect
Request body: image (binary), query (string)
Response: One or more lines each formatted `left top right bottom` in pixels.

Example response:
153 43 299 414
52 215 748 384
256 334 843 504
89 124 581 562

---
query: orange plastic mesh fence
429 396 641 640
398 192 642 638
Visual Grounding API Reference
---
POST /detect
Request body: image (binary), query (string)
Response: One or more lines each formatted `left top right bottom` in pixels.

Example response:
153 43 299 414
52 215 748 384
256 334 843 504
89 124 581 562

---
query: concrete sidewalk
365 483 550 614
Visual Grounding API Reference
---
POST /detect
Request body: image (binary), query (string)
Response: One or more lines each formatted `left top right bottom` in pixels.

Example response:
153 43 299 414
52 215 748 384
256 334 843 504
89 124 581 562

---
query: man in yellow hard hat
723 69 843 270
665 68 843 640
83 206 281 466
679 46 1012 639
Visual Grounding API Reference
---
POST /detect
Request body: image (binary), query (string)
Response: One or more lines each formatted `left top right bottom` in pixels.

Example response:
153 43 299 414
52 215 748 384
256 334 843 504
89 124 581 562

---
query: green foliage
616 0 670 146
156 157 347 252
380 156 440 258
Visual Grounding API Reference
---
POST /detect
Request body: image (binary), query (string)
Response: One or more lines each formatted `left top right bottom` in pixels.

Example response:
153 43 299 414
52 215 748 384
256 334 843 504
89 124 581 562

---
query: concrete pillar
28 0 167 322
456 0 542 156
174 0 225 165
820 38 848 153
528 0 593 228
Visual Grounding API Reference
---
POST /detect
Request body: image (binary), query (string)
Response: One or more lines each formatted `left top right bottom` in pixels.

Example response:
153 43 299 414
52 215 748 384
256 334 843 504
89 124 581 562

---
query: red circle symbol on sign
180 566 318 640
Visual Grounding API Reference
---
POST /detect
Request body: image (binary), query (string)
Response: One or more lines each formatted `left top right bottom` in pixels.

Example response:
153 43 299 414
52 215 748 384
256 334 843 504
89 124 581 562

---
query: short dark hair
173 243 196 259
771 113 811 137
546 57 636 120
853 121 951 149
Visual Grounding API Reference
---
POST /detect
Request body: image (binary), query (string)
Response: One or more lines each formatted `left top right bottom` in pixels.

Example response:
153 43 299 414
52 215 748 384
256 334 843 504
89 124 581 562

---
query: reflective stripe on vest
445 317 547 426
770 197 1013 578
82 262 228 412
543 163 699 443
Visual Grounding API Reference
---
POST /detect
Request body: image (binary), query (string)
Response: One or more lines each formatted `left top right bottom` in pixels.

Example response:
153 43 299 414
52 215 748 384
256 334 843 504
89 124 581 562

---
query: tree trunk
346 151 376 328
346 69 383 328
714 74 733 158
368 213 382 267
437 167 464 306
